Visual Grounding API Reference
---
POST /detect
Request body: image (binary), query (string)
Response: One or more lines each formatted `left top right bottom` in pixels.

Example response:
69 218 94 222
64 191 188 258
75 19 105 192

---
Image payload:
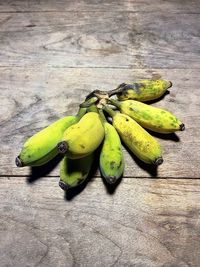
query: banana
109 99 185 134
103 106 163 165
99 109 124 184
57 112 104 159
117 79 172 102
15 108 86 167
59 153 94 190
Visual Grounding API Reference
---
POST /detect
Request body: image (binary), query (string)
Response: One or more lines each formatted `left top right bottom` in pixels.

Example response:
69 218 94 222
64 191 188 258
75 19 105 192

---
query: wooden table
0 1 200 266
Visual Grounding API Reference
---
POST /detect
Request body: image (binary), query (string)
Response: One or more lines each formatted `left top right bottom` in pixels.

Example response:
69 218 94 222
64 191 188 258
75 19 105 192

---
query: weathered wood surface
1 68 199 177
0 11 199 68
0 177 200 267
0 0 200 13
0 0 200 266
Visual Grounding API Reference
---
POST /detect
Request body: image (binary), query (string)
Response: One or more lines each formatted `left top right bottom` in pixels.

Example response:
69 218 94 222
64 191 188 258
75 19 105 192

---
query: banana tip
57 141 68 154
154 157 163 166
168 81 173 88
180 123 185 131
15 156 23 167
106 176 117 184
59 180 69 191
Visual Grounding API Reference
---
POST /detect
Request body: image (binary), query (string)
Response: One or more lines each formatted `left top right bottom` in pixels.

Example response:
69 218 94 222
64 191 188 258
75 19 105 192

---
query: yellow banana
117 79 172 102
110 99 185 134
99 109 124 184
103 106 163 165
15 108 86 167
57 112 104 159
59 153 94 190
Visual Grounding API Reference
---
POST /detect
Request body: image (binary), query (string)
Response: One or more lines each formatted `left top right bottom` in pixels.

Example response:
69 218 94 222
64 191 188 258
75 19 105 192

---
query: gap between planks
0 10 199 14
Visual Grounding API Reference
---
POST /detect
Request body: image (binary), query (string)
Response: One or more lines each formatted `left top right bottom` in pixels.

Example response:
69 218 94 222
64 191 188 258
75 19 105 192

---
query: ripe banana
103 106 163 165
59 153 94 190
117 79 172 102
110 99 185 134
99 109 124 184
15 108 86 167
57 112 104 159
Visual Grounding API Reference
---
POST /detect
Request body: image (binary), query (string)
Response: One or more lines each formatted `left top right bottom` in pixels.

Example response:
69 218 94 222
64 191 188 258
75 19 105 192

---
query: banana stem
76 107 87 120
85 83 127 100
87 104 99 113
80 96 98 108
102 105 116 118
98 109 107 123
108 99 121 108
107 83 127 97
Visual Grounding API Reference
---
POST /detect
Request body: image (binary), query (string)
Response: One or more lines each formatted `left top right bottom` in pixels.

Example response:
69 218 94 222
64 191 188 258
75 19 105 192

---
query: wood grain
0 0 200 13
0 177 200 267
0 11 199 68
1 1 200 266
0 68 199 178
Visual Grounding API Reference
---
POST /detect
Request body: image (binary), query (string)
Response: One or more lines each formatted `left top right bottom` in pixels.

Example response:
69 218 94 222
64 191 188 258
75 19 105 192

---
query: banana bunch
16 77 185 191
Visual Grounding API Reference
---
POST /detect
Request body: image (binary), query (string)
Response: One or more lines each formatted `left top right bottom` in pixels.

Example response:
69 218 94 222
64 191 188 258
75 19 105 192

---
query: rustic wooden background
0 1 200 266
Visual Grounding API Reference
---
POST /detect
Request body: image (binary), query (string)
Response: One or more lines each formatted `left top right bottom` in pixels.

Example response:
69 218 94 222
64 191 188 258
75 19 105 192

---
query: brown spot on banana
110 161 115 169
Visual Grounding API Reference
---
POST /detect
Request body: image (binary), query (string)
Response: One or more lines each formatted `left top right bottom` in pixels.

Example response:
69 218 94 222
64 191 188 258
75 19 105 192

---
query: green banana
103 106 163 165
15 108 86 167
57 112 104 159
59 153 94 190
117 79 172 102
99 109 124 184
109 99 185 134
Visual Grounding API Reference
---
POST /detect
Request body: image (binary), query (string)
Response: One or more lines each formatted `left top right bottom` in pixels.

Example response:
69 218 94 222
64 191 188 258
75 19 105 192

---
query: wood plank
0 177 200 267
0 68 199 178
0 11 199 68
0 0 199 13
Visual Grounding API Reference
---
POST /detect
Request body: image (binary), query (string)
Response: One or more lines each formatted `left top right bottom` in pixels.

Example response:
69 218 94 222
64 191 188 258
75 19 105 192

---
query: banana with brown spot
117 79 172 102
99 109 125 184
103 106 163 165
109 99 185 134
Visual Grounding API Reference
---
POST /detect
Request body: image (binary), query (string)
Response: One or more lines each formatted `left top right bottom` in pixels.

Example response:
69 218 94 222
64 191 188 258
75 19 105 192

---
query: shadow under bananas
147 130 180 142
124 144 159 177
27 154 63 183
64 150 100 201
